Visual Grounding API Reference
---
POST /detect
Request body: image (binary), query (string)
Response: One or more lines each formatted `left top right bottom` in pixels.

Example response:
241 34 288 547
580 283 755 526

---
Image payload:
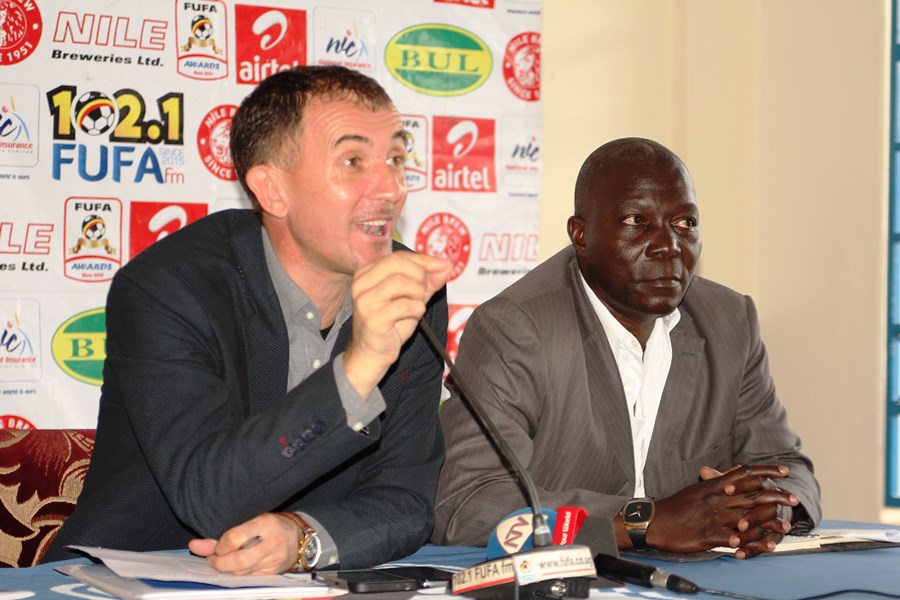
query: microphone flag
487 506 588 559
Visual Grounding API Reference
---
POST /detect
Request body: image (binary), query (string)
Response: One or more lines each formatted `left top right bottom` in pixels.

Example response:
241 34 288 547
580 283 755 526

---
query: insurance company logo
0 83 38 167
235 4 306 85
129 200 207 259
197 104 236 181
51 10 167 68
0 221 53 274
175 0 227 80
46 85 186 185
385 24 491 97
503 32 540 102
501 115 540 188
447 304 476 364
0 415 34 428
415 212 470 282
401 114 427 192
0 299 40 381
0 0 42 66
312 7 374 74
51 307 105 386
435 0 494 7
64 196 121 282
432 116 495 193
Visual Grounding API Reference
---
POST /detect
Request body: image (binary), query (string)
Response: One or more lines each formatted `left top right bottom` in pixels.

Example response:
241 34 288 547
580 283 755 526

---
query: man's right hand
343 251 451 400
642 464 798 557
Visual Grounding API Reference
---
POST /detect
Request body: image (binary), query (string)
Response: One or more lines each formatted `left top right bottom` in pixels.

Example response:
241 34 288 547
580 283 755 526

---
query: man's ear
567 216 585 251
246 164 288 219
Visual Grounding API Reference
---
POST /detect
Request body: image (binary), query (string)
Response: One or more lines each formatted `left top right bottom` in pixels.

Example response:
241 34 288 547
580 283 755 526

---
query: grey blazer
433 246 820 546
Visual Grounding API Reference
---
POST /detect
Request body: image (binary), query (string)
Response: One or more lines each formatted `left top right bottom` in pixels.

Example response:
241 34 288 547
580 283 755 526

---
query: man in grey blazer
44 66 452 574
433 137 820 559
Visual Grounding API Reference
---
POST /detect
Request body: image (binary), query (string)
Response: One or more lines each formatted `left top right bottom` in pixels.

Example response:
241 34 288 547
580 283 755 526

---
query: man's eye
674 217 698 229
388 154 406 167
344 157 363 168
623 216 645 225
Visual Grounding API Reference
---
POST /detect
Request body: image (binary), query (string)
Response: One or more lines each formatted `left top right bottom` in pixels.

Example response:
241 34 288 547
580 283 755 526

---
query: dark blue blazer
45 209 448 568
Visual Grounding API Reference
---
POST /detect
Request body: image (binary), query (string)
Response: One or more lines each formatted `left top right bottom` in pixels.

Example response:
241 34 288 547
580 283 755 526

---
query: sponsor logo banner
51 307 106 386
447 303 476 364
415 212 471 281
432 116 496 193
235 4 306 85
129 200 207 259
0 0 43 66
402 114 428 192
51 10 167 67
0 298 40 381
501 115 540 188
0 221 53 274
197 104 236 181
176 0 227 80
312 6 374 74
385 24 491 97
0 83 38 167
0 414 34 428
64 196 122 282
503 32 540 101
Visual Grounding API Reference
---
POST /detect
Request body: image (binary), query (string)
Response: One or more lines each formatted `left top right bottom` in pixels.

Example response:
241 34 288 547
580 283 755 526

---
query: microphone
593 554 700 594
418 321 597 600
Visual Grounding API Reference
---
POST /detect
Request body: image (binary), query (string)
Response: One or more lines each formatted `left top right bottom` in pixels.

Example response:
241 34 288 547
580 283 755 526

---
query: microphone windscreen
575 516 619 558
486 508 557 559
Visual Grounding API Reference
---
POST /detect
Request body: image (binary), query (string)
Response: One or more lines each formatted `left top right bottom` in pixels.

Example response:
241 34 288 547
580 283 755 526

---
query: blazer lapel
567 254 635 490
644 309 705 488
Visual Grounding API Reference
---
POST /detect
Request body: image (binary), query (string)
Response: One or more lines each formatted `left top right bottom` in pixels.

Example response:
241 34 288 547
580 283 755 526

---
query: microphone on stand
418 321 596 600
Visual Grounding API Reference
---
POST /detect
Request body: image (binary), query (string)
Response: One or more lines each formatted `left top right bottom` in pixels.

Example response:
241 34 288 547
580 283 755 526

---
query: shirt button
312 359 321 369
305 311 314 320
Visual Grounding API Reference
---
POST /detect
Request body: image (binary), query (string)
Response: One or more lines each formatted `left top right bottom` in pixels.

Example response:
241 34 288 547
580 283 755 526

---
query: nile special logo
52 307 105 386
385 24 491 97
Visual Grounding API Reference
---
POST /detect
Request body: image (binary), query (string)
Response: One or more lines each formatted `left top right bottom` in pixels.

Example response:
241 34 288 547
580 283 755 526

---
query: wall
541 0 891 522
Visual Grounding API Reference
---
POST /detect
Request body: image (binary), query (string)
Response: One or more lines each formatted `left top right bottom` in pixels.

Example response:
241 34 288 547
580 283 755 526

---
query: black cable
417 319 552 546
701 587 900 600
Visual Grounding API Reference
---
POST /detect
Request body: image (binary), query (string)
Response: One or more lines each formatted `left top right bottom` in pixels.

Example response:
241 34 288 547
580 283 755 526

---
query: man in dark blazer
433 137 820 559
44 66 452 574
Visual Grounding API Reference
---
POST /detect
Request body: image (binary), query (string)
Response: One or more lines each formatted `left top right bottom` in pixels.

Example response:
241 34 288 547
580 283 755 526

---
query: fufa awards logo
64 196 121 282
401 114 427 192
0 0 43 66
385 24 491 97
51 307 105 386
175 0 227 80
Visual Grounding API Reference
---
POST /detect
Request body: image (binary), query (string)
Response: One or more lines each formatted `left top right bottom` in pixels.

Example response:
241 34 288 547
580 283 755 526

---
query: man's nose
647 224 680 257
370 163 406 203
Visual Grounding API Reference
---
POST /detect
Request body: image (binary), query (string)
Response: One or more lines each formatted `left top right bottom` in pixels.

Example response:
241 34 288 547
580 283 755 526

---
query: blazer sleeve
732 295 822 525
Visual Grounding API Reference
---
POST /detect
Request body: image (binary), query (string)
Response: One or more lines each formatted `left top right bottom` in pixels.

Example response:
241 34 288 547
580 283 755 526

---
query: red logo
0 414 34 429
434 0 494 7
415 212 471 281
0 222 53 254
235 4 306 85
503 32 540 102
197 104 237 181
129 201 207 259
432 116 495 193
447 304 476 363
0 0 43 65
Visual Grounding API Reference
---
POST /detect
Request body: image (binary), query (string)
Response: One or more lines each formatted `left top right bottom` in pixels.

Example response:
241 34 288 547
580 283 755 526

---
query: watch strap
278 511 320 571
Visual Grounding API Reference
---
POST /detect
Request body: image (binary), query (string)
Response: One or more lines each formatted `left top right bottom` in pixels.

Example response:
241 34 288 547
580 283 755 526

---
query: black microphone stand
419 321 596 600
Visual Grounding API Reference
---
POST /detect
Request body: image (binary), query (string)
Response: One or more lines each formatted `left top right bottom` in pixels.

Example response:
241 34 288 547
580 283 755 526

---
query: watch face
304 534 321 565
625 501 653 523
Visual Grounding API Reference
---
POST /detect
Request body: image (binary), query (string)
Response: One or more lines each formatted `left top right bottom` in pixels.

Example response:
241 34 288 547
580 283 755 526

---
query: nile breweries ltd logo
385 24 491 97
51 307 105 386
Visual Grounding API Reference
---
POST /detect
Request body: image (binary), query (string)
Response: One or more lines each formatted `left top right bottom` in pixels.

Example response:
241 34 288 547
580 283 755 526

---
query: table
3 522 899 599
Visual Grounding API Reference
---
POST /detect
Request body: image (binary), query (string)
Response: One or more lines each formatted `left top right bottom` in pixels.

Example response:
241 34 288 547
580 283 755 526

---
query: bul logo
51 307 106 386
385 24 491 97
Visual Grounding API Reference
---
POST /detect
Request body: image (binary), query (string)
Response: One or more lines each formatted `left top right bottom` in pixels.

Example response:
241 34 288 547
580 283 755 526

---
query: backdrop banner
0 0 542 428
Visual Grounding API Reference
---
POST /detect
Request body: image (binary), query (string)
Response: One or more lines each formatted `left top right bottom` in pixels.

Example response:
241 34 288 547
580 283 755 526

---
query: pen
240 535 263 550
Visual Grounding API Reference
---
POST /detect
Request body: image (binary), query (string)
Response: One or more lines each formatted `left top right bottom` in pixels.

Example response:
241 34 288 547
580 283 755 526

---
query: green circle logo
52 308 106 386
385 24 492 97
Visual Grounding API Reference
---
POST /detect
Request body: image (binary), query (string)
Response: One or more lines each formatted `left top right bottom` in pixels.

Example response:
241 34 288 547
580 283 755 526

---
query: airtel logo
252 10 286 50
129 201 207 259
446 120 478 158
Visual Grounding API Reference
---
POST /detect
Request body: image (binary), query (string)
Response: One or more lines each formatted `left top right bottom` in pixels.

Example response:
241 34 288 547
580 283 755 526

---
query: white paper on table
67 545 320 589
818 528 900 542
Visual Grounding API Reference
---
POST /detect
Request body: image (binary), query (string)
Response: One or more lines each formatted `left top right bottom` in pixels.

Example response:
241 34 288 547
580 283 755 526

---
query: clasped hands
646 464 799 559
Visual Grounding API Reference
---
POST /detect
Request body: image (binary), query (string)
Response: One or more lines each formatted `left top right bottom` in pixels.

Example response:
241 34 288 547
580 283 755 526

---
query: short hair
573 137 691 217
230 65 396 211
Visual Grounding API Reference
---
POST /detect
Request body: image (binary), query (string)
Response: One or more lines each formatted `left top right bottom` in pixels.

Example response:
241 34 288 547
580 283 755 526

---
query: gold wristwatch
621 497 655 549
280 512 322 571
